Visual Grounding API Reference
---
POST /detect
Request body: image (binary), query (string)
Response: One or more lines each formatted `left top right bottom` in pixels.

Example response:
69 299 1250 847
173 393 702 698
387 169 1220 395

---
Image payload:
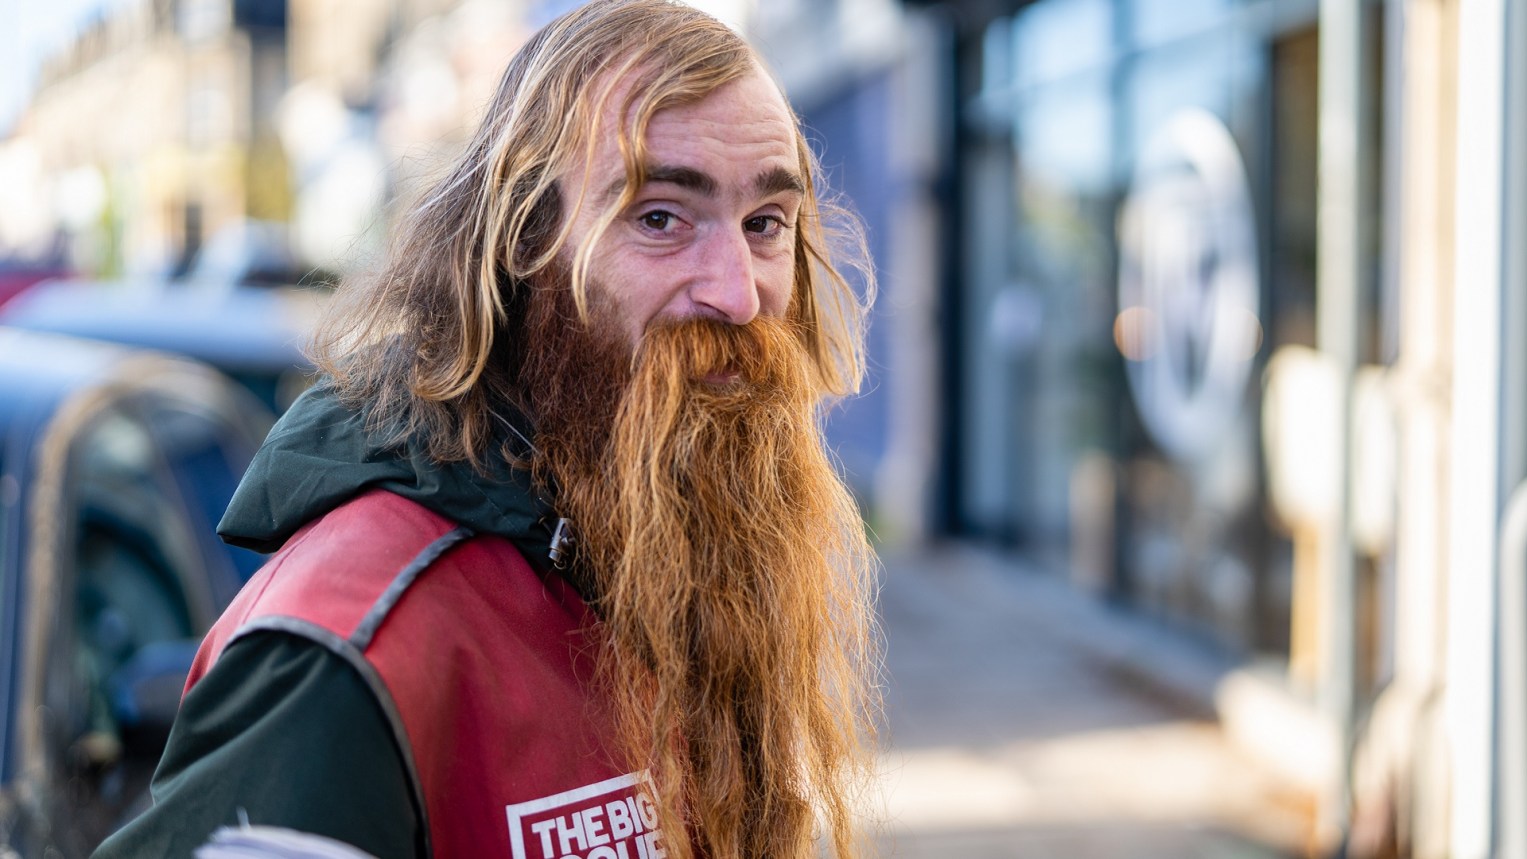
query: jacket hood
218 379 561 575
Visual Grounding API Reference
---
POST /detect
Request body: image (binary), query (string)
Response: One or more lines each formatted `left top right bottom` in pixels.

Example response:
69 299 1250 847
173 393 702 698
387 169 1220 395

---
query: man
93 1 880 858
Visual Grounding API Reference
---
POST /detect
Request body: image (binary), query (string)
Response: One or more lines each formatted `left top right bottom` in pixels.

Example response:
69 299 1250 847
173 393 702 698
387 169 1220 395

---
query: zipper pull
548 517 576 569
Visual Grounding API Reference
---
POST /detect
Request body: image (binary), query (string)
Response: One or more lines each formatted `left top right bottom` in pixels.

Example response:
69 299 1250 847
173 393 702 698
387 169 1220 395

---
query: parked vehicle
0 258 72 309
181 219 335 289
0 328 280 856
0 278 323 414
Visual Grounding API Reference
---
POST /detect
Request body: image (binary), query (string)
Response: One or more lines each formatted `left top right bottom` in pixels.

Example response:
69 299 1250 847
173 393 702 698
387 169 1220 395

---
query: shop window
1011 0 1112 89
1128 0 1235 48
1269 26 1319 350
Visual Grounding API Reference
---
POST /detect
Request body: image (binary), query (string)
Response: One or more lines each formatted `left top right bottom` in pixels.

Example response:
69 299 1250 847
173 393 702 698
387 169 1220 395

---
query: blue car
0 278 324 415
0 287 317 854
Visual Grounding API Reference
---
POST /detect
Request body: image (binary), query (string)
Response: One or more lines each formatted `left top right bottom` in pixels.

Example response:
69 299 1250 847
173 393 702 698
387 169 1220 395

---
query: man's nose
689 228 760 325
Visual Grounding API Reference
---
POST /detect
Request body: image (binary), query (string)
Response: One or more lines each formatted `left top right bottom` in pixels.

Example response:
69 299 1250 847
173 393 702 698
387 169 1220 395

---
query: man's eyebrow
645 165 718 195
755 166 805 197
601 165 803 203
599 165 714 203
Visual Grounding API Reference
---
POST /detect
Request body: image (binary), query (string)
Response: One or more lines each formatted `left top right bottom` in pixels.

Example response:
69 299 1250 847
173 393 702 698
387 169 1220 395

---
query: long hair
311 0 873 465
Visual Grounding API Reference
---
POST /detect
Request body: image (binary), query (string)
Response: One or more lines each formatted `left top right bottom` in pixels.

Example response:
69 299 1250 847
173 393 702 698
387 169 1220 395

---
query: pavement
870 544 1319 859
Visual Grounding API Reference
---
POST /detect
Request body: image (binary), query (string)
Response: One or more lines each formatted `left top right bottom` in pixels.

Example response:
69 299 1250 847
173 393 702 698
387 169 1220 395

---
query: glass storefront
927 0 1527 844
951 0 1394 665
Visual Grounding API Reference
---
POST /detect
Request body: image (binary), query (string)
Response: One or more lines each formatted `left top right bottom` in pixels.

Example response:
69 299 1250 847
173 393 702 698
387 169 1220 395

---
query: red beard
518 283 879 859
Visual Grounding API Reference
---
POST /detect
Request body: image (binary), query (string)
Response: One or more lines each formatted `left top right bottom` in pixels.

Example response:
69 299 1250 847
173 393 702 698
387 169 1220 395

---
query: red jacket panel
187 489 670 859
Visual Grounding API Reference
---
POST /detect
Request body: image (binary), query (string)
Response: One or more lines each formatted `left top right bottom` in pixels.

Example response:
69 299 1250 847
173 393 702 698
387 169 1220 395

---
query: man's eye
744 215 785 235
639 211 675 231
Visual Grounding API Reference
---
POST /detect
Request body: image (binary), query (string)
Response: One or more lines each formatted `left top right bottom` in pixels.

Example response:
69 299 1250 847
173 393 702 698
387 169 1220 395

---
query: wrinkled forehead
565 59 797 187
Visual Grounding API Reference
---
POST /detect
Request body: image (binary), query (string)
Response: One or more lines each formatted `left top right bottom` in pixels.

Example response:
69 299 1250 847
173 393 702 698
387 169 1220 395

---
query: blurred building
893 0 1527 856
280 0 535 265
0 0 539 278
6 0 292 277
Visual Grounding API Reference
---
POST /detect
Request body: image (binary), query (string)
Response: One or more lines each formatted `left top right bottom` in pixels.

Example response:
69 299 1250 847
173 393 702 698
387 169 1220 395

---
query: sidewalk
871 545 1318 859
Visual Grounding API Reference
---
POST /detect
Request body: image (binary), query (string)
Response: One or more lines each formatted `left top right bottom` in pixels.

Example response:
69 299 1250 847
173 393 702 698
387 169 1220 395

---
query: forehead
581 65 800 193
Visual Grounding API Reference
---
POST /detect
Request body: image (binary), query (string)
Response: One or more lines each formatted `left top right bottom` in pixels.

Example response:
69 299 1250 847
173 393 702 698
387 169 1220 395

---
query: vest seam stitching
348 526 475 651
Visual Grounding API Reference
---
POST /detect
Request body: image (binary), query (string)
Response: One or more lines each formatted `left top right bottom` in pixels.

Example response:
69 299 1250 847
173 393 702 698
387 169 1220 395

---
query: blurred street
873 546 1316 859
5 0 1526 855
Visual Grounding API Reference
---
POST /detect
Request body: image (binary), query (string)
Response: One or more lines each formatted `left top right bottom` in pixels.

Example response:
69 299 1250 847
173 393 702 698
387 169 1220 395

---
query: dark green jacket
94 381 566 859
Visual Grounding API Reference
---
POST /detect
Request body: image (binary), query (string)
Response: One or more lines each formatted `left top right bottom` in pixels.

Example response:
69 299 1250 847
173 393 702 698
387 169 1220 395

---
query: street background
1 0 1523 857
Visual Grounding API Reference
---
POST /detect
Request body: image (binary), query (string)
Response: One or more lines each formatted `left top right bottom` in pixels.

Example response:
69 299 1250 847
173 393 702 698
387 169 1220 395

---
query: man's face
561 65 803 351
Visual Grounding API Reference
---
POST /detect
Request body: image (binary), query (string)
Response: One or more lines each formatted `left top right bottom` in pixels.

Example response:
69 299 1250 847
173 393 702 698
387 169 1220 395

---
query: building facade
7 0 291 277
904 0 1527 854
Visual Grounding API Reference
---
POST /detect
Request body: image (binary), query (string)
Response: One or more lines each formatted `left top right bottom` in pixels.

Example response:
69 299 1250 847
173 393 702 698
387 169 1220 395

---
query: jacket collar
218 379 577 585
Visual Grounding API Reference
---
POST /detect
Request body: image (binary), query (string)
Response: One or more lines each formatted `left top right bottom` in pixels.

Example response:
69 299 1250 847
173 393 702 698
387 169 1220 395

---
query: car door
4 348 269 857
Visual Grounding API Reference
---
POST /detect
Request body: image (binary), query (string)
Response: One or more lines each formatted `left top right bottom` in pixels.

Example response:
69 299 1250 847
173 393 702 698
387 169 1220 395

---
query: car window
71 407 200 682
138 394 268 588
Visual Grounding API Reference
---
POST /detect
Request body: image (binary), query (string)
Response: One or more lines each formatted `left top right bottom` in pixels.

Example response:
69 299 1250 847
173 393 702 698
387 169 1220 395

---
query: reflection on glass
1129 0 1232 48
1012 0 1113 89
1017 73 1112 195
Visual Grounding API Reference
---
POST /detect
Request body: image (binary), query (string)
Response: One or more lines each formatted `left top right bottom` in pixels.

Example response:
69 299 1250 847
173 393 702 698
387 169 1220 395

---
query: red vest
188 489 671 859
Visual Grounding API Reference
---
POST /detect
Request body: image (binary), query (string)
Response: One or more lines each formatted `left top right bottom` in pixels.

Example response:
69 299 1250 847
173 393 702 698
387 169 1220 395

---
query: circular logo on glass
1116 108 1262 463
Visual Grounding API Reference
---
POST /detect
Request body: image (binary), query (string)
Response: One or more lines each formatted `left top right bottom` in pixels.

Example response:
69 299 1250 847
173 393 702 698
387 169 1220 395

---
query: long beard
522 291 879 859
